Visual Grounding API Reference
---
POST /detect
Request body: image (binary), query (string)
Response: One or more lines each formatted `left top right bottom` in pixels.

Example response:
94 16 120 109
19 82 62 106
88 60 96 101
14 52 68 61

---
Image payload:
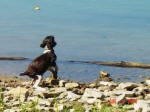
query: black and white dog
20 36 58 90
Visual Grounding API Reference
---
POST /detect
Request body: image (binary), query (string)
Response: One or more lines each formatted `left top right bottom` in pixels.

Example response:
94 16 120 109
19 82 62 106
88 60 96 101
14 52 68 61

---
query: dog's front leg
48 66 57 79
54 64 58 77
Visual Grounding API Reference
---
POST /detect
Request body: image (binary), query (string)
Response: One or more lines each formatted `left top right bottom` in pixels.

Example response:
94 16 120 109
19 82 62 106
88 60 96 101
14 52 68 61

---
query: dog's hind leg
33 75 46 91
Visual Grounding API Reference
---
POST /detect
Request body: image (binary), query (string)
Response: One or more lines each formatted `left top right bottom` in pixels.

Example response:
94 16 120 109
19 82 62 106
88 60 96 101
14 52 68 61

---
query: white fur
33 75 42 88
43 49 51 54
33 75 46 91
43 45 51 54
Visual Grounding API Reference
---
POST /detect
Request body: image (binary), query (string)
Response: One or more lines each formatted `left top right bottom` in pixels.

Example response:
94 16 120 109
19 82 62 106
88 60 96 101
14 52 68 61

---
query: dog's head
40 35 57 49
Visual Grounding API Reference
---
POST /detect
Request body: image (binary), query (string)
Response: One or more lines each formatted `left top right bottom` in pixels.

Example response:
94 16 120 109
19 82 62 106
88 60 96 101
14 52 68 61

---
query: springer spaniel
20 35 58 90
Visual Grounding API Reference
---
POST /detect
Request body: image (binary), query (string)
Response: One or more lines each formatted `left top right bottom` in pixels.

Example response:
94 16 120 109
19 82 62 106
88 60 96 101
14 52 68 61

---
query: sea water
0 0 150 82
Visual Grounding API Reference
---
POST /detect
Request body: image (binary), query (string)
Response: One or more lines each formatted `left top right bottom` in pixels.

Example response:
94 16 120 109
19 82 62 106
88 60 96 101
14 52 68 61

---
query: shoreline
0 73 150 111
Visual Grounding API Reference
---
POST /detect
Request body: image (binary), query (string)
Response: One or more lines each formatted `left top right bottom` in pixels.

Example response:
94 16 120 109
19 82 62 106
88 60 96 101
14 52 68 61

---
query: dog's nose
40 43 45 48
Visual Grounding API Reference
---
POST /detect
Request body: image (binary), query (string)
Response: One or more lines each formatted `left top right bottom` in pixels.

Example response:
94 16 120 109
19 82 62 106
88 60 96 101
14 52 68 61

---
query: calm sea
0 0 150 82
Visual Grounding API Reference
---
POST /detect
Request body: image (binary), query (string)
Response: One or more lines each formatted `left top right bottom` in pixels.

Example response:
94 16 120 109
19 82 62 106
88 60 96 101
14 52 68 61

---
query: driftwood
69 60 150 69
0 57 28 60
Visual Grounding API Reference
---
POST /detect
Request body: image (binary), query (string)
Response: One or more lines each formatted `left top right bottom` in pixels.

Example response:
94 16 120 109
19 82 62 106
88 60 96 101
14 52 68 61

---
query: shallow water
0 0 150 82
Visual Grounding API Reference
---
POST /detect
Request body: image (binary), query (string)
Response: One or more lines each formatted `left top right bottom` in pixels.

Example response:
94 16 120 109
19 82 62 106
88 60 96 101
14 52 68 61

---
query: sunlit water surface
0 0 150 82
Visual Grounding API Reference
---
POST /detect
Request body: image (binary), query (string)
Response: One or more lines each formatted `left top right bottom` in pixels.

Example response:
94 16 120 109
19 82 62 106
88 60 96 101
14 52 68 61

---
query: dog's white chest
43 45 51 54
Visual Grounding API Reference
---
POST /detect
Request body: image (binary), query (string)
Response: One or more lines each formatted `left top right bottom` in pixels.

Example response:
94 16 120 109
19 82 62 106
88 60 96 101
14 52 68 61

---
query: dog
20 35 58 90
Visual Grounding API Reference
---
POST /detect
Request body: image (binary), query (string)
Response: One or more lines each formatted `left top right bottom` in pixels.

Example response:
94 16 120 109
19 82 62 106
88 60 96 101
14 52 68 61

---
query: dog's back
20 51 56 77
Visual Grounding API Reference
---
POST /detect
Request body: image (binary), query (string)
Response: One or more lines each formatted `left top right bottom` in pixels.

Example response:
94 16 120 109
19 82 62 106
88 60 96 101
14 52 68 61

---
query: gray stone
134 100 150 112
66 91 81 101
54 104 64 111
145 79 150 85
111 90 135 97
49 87 67 93
65 82 79 89
118 82 138 90
7 87 29 97
58 92 68 99
59 80 66 87
38 98 51 106
99 81 117 86
81 88 104 103
36 105 50 111
145 94 150 100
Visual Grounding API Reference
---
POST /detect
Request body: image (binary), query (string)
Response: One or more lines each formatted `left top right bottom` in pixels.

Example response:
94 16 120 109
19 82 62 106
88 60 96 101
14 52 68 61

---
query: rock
99 81 117 86
45 77 59 85
43 92 61 98
102 77 112 82
22 81 31 86
33 87 66 98
145 94 150 100
39 99 51 106
33 90 45 98
109 90 135 97
100 71 110 77
133 86 150 98
86 98 97 104
99 71 112 82
66 91 81 101
28 96 39 101
54 104 64 111
134 100 150 112
118 82 138 90
109 85 117 91
65 82 79 89
54 87 67 93
59 80 66 87
145 79 150 85
81 88 104 103
89 83 99 88
6 87 29 100
36 105 50 111
58 92 68 99
98 86 110 92
70 109 74 112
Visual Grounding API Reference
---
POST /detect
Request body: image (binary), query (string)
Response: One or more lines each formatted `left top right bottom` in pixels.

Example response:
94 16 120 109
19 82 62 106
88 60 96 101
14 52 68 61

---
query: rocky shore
0 72 150 112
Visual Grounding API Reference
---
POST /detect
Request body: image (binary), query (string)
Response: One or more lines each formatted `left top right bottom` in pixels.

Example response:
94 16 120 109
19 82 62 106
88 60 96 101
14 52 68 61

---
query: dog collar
43 50 51 54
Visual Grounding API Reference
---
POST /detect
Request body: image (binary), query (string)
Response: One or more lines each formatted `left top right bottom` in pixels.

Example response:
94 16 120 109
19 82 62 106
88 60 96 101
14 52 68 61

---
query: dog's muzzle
40 43 46 48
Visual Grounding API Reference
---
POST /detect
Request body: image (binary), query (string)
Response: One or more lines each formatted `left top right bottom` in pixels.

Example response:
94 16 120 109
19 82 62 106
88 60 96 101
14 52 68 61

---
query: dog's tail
20 71 29 76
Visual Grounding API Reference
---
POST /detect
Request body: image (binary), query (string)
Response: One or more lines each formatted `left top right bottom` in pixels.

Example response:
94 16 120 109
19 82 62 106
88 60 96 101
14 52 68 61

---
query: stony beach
0 72 150 112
